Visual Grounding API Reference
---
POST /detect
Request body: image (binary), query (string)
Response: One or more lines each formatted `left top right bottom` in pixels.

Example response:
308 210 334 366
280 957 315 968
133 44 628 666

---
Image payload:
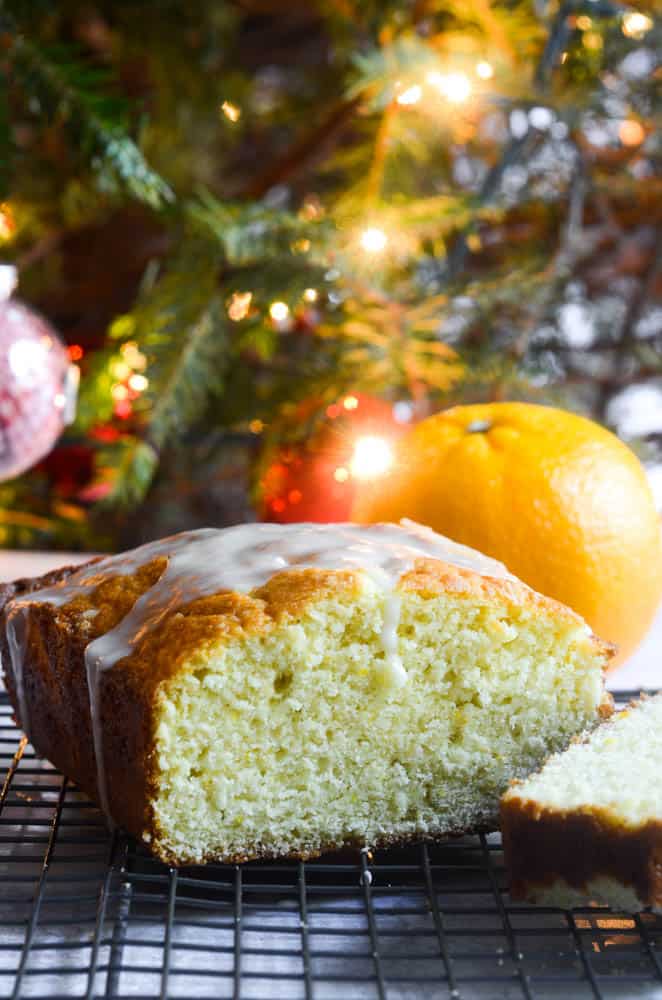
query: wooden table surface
0 548 658 692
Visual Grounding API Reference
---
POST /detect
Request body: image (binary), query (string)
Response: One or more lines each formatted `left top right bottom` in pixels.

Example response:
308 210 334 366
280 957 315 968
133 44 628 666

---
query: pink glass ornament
0 266 79 480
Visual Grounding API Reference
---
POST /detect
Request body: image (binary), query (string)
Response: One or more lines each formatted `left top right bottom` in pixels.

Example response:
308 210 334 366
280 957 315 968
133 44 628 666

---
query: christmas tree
0 0 659 550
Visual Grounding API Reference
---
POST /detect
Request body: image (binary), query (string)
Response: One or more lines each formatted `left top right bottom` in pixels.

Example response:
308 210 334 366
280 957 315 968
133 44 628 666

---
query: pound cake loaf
501 693 662 912
1 520 612 865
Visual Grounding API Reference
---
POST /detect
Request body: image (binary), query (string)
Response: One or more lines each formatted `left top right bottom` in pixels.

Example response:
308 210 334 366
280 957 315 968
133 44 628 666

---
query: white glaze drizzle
6 603 29 735
3 520 510 816
379 587 406 688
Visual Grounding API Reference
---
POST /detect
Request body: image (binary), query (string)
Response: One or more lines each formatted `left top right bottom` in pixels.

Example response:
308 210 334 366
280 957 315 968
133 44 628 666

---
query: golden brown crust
500 796 662 908
1 551 612 863
136 559 612 688
398 559 614 663
0 559 98 733
0 560 158 840
14 554 614 686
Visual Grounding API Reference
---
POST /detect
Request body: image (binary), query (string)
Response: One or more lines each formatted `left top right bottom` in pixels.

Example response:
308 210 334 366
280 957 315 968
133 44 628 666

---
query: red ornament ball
258 393 413 523
0 268 78 481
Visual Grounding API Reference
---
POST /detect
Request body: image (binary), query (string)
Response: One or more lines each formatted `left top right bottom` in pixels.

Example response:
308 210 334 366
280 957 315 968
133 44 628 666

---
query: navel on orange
353 402 662 667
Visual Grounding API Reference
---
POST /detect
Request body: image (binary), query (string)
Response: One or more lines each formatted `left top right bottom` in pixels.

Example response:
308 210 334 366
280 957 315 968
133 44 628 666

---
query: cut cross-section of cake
501 693 662 912
1 520 612 866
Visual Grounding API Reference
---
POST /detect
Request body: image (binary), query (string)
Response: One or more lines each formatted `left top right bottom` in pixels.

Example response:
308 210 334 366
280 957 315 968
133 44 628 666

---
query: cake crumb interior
151 582 605 863
507 694 662 827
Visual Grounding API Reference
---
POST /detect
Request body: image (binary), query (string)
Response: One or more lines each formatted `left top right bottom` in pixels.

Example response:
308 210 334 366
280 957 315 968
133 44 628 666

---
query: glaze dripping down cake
501 693 662 913
0 520 612 865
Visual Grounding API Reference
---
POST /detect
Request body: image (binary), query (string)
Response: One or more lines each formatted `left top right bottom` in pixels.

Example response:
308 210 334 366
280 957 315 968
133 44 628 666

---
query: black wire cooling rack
2 689 662 1000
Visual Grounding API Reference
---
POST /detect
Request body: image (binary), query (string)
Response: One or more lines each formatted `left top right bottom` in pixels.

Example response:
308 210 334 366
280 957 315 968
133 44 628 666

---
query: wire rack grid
1 689 662 1000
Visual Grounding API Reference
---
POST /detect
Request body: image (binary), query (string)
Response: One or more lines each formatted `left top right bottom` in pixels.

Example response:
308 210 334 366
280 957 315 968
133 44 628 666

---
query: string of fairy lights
220 57 494 388
109 342 149 419
219 5 656 494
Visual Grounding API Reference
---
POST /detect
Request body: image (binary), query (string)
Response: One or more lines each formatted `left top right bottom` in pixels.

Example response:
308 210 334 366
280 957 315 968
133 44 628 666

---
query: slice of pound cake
501 693 662 912
1 520 612 865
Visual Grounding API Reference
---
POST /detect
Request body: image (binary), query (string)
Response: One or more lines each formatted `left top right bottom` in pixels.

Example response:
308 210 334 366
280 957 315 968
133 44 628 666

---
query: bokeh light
350 436 395 480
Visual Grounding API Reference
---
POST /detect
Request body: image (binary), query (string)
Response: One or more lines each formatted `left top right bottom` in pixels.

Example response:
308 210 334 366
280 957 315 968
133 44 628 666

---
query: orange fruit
353 402 662 667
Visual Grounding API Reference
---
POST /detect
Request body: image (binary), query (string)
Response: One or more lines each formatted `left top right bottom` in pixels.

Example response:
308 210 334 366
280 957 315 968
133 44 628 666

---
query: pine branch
468 0 517 62
73 348 117 433
6 33 173 208
189 190 331 264
93 248 229 502
348 35 442 107
122 262 223 426
147 302 229 453
0 477 103 551
94 437 159 510
366 100 396 205
238 97 361 199
445 0 619 283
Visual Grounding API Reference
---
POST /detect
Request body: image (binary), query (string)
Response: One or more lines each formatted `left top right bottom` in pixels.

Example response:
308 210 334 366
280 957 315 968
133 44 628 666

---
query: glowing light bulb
396 84 422 106
120 341 147 370
442 72 471 103
228 291 253 321
582 31 602 50
221 100 241 123
619 119 645 146
111 383 129 401
269 301 290 322
300 195 323 221
334 466 349 483
0 203 15 241
343 395 359 410
128 373 149 392
576 15 592 30
360 227 388 254
110 360 131 381
114 399 132 419
350 436 394 480
427 71 471 103
622 11 652 38
303 288 318 303
476 61 494 80
249 419 264 434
